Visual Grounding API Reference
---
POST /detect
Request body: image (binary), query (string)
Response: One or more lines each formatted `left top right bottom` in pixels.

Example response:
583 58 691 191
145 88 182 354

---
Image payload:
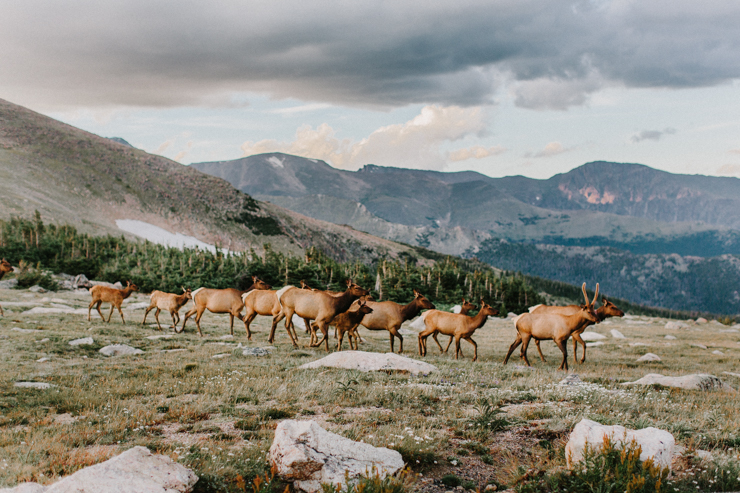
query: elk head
345 279 370 298
250 276 272 290
479 300 499 318
125 281 140 292
461 298 477 312
357 300 374 316
182 286 193 299
413 289 436 310
300 280 311 289
0 259 12 274
600 298 624 318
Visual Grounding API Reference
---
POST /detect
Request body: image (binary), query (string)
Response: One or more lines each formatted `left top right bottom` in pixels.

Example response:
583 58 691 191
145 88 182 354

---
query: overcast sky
2 0 740 179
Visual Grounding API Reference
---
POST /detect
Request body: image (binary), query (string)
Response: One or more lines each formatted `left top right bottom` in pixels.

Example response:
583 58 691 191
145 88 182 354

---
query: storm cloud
2 0 740 110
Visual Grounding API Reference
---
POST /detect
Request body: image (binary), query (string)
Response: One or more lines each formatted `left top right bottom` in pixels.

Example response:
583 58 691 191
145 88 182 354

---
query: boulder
299 351 437 375
565 418 675 470
269 420 404 493
0 278 19 289
99 344 144 357
69 337 94 346
580 331 607 341
28 285 47 293
664 335 677 340
586 341 605 347
665 321 688 330
695 317 708 324
610 329 625 339
691 344 707 349
622 373 735 392
0 483 46 493
712 350 724 355
73 274 92 288
637 353 661 362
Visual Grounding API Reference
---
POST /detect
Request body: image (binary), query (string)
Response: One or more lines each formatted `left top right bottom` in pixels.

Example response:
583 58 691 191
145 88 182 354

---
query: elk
88 281 140 324
530 294 623 364
0 259 14 316
179 276 271 337
435 298 477 354
241 289 292 343
503 284 599 370
352 289 436 353
330 300 374 351
418 300 498 361
276 279 369 351
142 287 192 331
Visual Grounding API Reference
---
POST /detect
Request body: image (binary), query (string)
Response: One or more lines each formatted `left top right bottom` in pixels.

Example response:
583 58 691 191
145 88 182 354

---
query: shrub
322 468 411 493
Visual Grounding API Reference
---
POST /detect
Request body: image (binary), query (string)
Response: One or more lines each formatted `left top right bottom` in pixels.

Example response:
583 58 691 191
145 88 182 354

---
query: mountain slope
0 99 421 263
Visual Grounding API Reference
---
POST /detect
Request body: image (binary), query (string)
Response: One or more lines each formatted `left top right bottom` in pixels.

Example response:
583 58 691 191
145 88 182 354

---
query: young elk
179 276 271 337
330 300 374 351
353 289 436 353
531 293 623 364
418 301 499 361
88 281 140 324
277 279 369 351
242 289 289 342
436 298 477 354
142 287 192 331
0 259 14 316
503 284 599 371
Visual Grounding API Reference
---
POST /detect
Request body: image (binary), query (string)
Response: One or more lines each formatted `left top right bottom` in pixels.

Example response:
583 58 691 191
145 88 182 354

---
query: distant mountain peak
107 137 133 147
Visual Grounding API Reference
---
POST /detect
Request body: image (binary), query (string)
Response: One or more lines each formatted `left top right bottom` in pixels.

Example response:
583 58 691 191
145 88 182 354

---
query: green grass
0 288 739 491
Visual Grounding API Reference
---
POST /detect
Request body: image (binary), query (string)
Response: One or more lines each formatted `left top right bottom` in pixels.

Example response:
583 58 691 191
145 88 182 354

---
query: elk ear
413 289 419 297
346 279 352 287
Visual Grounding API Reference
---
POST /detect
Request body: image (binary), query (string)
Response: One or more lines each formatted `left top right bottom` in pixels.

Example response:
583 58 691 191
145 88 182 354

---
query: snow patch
116 220 221 253
267 156 285 168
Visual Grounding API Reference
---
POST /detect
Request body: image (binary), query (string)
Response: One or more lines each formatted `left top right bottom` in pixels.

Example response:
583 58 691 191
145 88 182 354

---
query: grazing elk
503 284 599 370
179 276 271 337
142 287 192 331
88 281 140 324
330 300 374 351
418 300 498 361
530 293 623 364
276 279 369 351
352 289 436 353
0 259 14 316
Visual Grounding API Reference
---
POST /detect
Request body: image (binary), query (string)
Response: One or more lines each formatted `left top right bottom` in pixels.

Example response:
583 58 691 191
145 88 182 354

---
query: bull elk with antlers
179 276 271 336
0 259 14 316
504 283 599 370
88 280 139 324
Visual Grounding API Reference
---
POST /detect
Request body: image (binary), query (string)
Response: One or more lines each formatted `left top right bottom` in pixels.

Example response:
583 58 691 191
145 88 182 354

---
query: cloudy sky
2 0 740 179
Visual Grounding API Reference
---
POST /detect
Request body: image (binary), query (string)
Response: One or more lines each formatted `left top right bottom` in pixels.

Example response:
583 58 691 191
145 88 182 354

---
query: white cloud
240 105 489 170
448 145 506 162
529 141 574 158
630 127 677 143
717 164 740 176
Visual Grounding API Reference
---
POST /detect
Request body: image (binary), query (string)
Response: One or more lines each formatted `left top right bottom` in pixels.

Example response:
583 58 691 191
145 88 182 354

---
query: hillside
192 153 740 256
0 99 422 263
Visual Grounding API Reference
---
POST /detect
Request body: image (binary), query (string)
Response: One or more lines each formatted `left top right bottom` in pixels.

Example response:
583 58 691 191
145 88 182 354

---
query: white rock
565 418 675 470
506 312 517 319
665 321 688 330
398 328 415 336
558 374 584 386
0 483 45 493
125 302 150 310
69 337 94 346
695 317 708 324
242 347 273 356
723 371 740 378
637 353 661 362
146 334 174 340
451 305 462 313
269 420 404 493
11 327 42 333
664 335 677 340
587 341 605 347
36 357 51 363
580 331 607 341
212 353 230 359
99 344 144 357
28 285 47 293
21 307 88 315
719 328 739 333
712 350 724 355
622 373 735 392
29 446 198 493
610 329 625 339
408 315 426 331
692 343 708 349
629 342 649 347
218 334 234 340
15 382 55 389
300 351 437 375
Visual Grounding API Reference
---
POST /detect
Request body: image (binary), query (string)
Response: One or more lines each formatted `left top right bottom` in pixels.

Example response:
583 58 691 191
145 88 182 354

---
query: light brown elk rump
179 276 271 337
88 281 139 324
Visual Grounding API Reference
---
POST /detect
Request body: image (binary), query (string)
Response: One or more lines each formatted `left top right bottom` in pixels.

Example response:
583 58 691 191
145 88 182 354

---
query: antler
593 283 599 305
581 282 590 306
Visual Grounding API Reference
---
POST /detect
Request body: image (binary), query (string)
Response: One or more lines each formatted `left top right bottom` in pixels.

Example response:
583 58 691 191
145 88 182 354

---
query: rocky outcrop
622 373 735 392
269 420 404 493
299 351 436 375
566 418 675 470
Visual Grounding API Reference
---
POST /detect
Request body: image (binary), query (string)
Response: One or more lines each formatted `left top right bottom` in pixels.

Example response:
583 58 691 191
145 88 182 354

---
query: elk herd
0 256 626 370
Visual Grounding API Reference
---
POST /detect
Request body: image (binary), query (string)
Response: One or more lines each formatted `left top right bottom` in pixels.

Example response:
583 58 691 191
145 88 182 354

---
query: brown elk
418 300 498 361
503 284 599 370
0 259 14 316
434 298 477 355
88 281 140 324
179 276 271 337
142 287 192 331
351 289 436 353
530 294 623 364
277 279 369 351
330 300 374 351
241 289 293 343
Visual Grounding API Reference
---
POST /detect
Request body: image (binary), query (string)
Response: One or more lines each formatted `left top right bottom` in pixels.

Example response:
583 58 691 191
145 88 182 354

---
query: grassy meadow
0 287 739 492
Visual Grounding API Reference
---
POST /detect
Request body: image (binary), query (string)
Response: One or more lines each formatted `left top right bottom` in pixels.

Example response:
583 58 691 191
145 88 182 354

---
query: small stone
218 335 234 340
695 317 708 324
212 353 230 359
36 357 51 363
484 485 497 492
69 337 94 346
36 338 50 343
28 285 47 293
242 347 272 356
692 343 708 349
664 335 677 340
630 342 649 346
586 341 605 347
610 329 625 339
637 353 661 362
12 327 42 333
580 331 607 341
712 350 724 355
99 344 144 357
15 382 55 389
665 321 688 330
558 374 584 386
146 334 174 340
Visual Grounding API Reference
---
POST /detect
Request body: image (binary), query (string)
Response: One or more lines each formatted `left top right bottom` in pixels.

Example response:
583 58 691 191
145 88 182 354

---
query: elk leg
519 334 533 367
534 339 547 362
431 332 445 353
311 322 330 351
171 311 180 330
180 306 198 333
268 311 284 343
94 301 105 321
454 335 462 360
573 333 586 364
388 326 403 353
244 312 257 340
154 308 162 331
105 304 114 323
117 304 126 324
443 335 455 353
194 307 207 337
142 306 153 325
503 333 523 365
556 338 569 371
464 336 478 362
336 327 345 351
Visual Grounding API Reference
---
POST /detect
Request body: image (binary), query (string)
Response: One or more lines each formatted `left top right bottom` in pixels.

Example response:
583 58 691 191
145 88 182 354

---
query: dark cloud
631 127 677 143
2 1 740 110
